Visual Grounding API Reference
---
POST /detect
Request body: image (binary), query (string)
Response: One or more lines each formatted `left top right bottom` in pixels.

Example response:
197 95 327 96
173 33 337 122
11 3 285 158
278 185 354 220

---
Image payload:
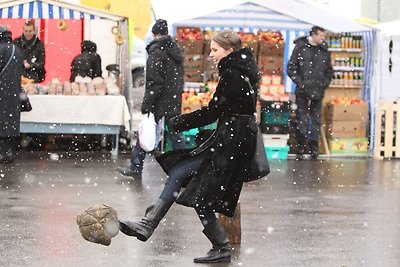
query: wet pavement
1 152 400 267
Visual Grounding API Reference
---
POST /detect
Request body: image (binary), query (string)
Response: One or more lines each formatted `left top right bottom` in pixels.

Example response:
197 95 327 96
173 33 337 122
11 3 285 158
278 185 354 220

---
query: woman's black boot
194 220 231 263
119 199 170 241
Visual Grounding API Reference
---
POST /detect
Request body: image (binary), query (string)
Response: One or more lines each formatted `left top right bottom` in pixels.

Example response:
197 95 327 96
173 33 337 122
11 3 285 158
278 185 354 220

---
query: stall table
20 95 131 156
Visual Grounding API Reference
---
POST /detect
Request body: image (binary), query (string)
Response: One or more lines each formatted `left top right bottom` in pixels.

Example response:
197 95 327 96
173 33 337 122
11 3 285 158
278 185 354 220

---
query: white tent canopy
373 21 400 102
152 0 371 33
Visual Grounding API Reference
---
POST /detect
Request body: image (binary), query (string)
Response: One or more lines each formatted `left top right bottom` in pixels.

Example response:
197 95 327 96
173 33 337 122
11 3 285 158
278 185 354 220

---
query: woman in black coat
0 26 23 163
119 30 263 263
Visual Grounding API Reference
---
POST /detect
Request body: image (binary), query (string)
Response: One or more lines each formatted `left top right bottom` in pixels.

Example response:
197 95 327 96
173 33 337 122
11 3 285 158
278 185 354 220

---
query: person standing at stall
0 26 23 163
70 40 102 82
13 20 46 83
117 19 185 179
287 25 333 159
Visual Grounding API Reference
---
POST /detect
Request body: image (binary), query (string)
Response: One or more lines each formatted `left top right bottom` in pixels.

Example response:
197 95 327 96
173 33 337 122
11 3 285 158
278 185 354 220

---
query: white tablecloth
21 95 131 131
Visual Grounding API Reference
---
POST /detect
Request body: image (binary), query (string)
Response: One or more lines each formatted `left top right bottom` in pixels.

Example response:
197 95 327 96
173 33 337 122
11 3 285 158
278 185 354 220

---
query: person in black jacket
117 19 185 178
13 20 45 83
70 40 102 82
287 26 333 159
0 26 23 163
119 30 265 263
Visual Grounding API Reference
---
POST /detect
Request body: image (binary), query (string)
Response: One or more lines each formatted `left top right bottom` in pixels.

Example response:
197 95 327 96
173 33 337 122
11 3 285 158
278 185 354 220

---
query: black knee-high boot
119 199 171 241
194 219 231 263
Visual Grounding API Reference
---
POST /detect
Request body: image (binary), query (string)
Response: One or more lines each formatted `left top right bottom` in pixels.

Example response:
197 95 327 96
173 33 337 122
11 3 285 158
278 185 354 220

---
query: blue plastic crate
265 145 290 160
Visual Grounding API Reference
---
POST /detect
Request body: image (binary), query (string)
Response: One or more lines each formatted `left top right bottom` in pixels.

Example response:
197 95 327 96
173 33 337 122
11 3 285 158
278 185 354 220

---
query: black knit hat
151 19 168 35
0 25 12 43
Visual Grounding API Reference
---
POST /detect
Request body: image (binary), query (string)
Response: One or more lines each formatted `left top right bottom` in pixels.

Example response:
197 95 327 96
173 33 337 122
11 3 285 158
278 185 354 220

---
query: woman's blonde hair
212 30 242 51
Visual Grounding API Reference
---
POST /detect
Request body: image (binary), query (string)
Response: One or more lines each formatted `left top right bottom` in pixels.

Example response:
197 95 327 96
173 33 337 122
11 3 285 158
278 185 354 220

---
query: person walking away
70 40 102 82
287 26 333 159
119 30 266 263
117 19 185 179
0 26 23 163
13 20 46 83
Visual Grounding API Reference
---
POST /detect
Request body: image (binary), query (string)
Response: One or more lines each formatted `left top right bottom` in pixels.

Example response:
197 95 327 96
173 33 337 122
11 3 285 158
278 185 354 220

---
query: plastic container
265 145 290 160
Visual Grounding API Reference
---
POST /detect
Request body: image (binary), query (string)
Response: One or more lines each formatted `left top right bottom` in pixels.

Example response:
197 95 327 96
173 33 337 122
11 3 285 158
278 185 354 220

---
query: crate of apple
177 27 203 41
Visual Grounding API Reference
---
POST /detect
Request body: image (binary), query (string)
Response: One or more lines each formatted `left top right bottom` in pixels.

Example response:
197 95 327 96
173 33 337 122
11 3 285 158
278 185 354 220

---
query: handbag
0 45 32 112
241 77 270 182
242 126 270 182
138 112 157 152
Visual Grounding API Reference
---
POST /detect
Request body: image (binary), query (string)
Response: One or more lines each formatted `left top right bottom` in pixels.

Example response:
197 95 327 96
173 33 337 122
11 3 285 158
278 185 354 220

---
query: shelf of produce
328 85 364 89
333 66 364 71
328 48 362 52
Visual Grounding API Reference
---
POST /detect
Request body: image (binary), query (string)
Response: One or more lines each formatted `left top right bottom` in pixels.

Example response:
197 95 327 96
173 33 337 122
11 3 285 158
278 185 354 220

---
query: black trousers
295 96 323 143
0 137 17 160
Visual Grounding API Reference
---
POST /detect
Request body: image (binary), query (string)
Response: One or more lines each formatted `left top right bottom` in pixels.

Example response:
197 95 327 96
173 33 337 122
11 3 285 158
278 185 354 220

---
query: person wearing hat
0 26 23 163
117 19 185 178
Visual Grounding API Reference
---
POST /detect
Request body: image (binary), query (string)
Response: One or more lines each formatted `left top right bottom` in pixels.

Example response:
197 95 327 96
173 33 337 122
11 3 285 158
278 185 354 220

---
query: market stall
0 0 131 92
166 0 376 157
0 0 133 153
20 95 131 155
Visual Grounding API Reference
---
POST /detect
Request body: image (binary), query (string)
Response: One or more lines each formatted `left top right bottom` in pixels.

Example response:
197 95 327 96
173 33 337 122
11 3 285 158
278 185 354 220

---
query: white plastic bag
138 113 157 152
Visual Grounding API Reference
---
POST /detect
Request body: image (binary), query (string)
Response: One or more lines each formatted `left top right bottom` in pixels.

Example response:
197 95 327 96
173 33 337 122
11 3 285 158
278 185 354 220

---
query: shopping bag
138 112 157 152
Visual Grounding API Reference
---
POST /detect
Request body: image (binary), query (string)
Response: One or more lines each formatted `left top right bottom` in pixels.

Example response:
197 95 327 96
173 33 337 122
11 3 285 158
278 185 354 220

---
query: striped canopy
0 0 124 21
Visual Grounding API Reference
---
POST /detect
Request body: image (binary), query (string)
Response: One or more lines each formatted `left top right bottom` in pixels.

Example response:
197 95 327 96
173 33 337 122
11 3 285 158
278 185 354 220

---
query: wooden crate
375 102 400 158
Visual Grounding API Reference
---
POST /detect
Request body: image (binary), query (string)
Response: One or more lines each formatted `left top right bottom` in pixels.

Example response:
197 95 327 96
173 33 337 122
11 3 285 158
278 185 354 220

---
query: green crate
265 145 290 160
199 122 217 131
164 128 199 152
262 111 290 125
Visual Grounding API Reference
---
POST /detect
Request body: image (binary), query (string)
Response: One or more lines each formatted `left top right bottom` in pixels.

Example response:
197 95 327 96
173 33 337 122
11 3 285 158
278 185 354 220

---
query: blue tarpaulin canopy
0 0 124 20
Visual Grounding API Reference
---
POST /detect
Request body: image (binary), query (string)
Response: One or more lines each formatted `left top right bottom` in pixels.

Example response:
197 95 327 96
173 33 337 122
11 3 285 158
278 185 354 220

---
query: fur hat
151 19 168 35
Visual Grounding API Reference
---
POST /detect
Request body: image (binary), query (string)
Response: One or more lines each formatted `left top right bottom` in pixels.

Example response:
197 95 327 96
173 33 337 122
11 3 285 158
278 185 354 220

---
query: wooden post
218 202 241 244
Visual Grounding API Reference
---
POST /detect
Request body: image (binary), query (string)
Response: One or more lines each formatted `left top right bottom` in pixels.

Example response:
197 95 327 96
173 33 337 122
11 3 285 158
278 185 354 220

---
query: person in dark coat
119 30 264 263
117 19 185 178
0 26 23 163
70 40 102 82
13 20 46 83
287 25 333 159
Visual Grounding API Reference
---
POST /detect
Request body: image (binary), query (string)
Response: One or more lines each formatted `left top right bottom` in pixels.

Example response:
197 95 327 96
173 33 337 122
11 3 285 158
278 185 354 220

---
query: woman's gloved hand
167 116 180 133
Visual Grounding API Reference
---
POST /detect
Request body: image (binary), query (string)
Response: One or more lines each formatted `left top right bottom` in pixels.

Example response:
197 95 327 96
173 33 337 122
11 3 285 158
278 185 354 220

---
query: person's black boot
310 141 319 160
296 138 307 159
193 220 231 263
119 199 170 241
116 167 142 179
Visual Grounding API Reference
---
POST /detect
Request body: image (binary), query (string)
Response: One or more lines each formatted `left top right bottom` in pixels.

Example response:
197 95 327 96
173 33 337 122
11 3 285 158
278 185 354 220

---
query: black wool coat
70 52 102 82
157 47 261 217
141 36 184 121
13 35 46 83
287 36 333 100
0 43 23 138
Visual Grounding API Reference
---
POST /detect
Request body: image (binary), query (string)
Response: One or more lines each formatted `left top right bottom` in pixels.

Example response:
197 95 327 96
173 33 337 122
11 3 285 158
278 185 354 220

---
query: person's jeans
158 152 217 226
295 96 323 142
129 117 185 173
